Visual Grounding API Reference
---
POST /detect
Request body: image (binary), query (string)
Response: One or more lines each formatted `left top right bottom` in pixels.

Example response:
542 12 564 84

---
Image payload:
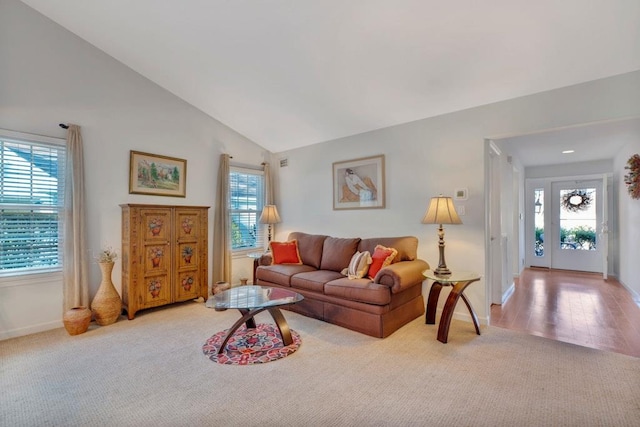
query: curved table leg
437 279 479 343
268 307 293 346
426 282 443 324
437 286 461 343
217 307 265 354
238 308 258 329
460 293 481 335
217 306 294 354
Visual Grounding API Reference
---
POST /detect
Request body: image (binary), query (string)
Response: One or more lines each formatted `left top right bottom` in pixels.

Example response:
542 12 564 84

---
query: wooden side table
424 270 481 343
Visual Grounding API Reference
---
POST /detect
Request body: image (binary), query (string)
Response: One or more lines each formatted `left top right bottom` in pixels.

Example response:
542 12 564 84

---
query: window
229 166 264 251
0 131 66 275
534 188 544 257
559 188 597 251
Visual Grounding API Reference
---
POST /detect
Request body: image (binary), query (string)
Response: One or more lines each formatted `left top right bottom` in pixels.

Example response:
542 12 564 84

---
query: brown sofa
256 232 429 338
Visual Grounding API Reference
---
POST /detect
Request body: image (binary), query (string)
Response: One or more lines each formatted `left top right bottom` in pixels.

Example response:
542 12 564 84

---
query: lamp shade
421 196 462 225
259 205 281 224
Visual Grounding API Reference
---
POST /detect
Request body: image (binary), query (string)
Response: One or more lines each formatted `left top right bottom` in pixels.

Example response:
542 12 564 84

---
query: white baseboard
617 277 640 309
0 320 62 341
501 282 516 305
447 310 488 326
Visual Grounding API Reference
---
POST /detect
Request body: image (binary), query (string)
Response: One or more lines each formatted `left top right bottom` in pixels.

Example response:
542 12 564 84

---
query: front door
550 180 602 273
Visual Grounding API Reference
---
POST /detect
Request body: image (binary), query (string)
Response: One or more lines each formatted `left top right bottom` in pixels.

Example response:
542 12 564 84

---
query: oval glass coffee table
206 286 303 354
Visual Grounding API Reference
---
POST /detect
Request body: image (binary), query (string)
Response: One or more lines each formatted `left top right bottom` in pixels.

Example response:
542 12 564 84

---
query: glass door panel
534 188 544 257
551 180 602 273
558 188 597 251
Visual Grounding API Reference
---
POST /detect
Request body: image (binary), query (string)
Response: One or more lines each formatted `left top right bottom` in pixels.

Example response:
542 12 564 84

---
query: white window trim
0 128 65 147
0 128 66 279
0 270 63 289
229 164 265 253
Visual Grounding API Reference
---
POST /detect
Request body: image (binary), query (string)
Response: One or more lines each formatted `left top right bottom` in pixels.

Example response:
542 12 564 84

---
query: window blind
229 166 264 251
0 136 66 273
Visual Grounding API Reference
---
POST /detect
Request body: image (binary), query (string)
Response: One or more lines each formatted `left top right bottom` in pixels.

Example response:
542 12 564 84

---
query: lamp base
433 266 452 276
435 224 451 276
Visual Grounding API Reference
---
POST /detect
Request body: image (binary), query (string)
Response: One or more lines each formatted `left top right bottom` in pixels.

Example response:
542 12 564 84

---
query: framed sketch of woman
332 155 385 210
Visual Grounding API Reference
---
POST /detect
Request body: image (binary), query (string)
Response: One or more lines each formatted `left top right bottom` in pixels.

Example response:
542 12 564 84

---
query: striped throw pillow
341 251 372 279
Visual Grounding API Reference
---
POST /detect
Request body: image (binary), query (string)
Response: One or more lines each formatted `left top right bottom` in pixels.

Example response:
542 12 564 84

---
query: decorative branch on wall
624 153 640 200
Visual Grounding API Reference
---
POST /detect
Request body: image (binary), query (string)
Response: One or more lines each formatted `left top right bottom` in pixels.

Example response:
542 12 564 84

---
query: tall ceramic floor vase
63 306 92 335
91 261 122 326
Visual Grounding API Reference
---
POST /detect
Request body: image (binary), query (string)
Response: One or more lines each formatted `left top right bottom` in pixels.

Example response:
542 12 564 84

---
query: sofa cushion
358 236 418 263
368 245 397 279
288 232 328 269
291 270 344 293
270 240 302 264
320 237 361 272
324 277 391 305
256 264 316 287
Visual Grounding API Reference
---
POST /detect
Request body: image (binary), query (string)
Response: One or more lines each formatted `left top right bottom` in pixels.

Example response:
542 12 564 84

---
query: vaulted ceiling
20 1 640 153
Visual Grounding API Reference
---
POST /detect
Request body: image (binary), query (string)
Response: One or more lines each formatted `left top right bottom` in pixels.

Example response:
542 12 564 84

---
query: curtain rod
59 123 69 129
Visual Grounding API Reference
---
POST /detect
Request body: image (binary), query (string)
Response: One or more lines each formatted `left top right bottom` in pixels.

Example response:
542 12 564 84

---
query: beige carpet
1 301 638 427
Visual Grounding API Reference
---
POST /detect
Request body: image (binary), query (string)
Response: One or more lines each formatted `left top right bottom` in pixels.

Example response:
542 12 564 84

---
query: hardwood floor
490 268 640 358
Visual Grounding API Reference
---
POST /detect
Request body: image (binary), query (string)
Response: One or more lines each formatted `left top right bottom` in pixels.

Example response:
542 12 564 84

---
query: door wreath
561 189 593 212
624 154 640 200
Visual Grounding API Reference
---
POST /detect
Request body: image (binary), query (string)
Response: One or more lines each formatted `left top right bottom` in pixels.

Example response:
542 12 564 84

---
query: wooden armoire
121 204 209 319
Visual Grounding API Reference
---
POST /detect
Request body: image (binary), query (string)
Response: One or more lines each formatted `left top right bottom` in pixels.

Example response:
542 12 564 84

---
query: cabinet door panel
140 209 172 309
176 210 200 241
176 271 200 301
177 242 198 269
142 274 171 306
141 209 172 242
145 243 170 272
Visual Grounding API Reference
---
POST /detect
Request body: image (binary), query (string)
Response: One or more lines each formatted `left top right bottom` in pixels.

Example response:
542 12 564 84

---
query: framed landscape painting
333 155 385 210
129 151 187 197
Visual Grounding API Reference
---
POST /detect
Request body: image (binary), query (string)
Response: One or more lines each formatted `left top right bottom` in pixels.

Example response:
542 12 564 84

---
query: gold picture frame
333 155 385 210
129 150 187 197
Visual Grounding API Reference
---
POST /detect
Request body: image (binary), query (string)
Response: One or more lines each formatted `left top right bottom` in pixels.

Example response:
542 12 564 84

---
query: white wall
0 0 268 339
3 0 640 338
274 71 640 323
613 122 640 298
526 159 613 179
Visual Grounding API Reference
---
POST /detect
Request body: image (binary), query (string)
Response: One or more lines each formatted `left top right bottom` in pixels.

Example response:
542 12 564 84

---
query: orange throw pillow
270 240 303 265
368 245 397 279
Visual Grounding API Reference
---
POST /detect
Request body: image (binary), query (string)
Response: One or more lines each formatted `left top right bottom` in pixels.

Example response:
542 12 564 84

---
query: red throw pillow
270 240 303 265
368 245 398 279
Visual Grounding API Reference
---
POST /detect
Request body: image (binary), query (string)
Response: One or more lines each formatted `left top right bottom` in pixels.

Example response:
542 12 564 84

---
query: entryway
527 178 605 273
490 268 640 358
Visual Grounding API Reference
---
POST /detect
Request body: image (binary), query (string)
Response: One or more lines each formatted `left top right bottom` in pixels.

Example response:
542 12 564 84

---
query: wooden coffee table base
217 306 293 355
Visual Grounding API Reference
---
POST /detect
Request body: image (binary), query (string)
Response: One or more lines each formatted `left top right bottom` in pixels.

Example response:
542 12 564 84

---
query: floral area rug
203 323 301 365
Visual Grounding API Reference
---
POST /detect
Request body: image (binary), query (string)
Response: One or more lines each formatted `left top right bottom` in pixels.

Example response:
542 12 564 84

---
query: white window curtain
264 162 273 205
213 154 231 285
262 161 278 242
63 124 90 312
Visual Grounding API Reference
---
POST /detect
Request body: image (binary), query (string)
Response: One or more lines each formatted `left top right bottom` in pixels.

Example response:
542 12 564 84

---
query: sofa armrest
258 253 272 266
374 259 429 293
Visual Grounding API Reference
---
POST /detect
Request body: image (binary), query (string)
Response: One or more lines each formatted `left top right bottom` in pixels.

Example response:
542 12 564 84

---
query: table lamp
259 204 281 244
421 195 462 275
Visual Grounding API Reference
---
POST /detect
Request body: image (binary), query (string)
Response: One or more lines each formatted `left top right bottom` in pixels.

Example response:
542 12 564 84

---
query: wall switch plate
457 205 466 216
